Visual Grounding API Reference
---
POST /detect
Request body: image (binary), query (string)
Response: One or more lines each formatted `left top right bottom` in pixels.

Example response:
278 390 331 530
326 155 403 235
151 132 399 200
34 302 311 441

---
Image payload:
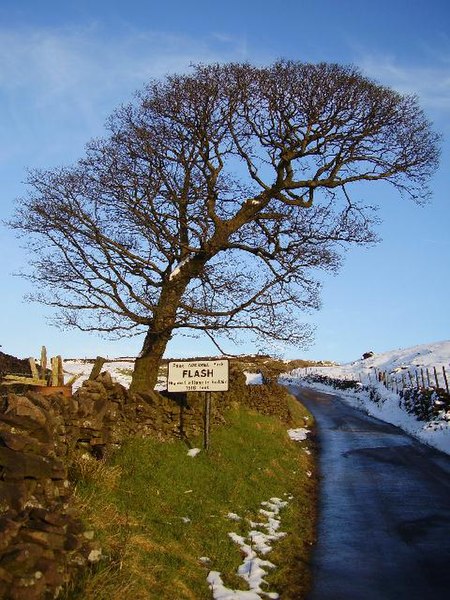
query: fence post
57 356 64 386
89 356 106 380
420 368 425 388
433 366 439 389
408 371 414 388
50 357 58 386
40 346 47 380
29 358 39 379
443 366 449 394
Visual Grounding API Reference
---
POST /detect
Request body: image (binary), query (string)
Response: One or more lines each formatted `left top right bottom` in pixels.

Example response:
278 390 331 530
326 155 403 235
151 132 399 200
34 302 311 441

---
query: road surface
292 385 450 600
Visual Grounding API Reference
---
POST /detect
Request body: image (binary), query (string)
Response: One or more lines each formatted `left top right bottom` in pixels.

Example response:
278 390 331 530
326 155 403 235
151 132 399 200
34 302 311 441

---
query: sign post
203 391 211 450
167 359 229 450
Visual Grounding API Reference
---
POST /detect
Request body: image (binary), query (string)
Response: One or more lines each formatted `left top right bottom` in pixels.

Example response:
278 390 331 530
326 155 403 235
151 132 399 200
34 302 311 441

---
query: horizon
3 338 450 369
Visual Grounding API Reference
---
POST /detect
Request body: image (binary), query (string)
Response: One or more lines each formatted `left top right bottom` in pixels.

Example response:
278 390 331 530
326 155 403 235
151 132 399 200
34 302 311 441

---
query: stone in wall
0 391 100 600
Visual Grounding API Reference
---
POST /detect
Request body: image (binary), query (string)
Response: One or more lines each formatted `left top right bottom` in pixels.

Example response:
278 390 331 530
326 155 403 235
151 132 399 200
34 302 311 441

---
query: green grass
64 396 316 600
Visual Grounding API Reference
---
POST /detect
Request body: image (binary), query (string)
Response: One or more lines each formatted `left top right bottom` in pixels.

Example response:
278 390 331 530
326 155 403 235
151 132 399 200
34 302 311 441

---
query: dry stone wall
0 391 100 600
0 370 221 599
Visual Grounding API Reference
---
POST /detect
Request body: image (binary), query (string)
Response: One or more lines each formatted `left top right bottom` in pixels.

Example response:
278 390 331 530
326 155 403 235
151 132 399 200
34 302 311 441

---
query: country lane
290 385 450 600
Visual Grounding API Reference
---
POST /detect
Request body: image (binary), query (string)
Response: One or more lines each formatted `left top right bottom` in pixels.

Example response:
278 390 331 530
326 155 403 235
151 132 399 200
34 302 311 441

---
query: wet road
292 386 450 600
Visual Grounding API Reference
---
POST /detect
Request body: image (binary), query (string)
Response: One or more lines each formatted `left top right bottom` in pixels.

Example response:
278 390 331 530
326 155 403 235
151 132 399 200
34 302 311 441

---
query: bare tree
9 61 440 391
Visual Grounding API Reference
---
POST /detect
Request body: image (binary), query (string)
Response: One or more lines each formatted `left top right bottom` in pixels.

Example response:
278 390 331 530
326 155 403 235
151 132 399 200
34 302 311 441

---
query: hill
0 350 31 378
317 340 450 380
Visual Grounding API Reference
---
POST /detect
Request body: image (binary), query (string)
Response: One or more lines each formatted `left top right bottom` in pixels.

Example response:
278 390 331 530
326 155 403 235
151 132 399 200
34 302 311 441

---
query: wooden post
57 356 64 386
89 356 106 380
415 370 420 389
443 366 449 394
29 358 39 380
420 368 425 388
402 374 406 392
426 368 431 388
40 346 47 379
51 357 59 386
408 371 414 388
433 366 439 389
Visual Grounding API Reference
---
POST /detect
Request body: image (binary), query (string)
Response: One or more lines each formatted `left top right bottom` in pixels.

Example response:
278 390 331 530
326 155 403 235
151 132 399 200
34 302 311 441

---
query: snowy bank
281 340 450 455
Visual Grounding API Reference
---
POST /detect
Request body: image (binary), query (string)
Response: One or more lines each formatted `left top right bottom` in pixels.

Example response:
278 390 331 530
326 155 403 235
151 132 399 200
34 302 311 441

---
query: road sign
167 359 229 392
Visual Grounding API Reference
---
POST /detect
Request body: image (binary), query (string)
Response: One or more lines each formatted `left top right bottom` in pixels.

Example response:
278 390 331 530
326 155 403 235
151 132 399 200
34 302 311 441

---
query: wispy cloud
358 54 450 114
0 25 248 102
0 25 249 164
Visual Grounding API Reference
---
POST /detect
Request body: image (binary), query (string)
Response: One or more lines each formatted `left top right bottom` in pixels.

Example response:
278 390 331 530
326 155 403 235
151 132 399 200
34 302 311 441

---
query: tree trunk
130 252 213 393
129 281 189 393
130 328 172 393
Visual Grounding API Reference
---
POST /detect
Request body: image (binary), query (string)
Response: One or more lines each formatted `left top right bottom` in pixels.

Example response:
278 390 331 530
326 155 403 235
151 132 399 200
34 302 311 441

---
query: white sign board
167 359 229 392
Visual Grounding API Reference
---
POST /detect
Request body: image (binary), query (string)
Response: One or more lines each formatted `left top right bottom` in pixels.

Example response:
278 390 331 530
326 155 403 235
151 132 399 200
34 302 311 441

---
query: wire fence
363 366 449 395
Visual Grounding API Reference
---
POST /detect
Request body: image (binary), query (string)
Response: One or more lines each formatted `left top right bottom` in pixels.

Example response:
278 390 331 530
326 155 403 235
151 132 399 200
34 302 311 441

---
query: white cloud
0 25 248 90
359 54 450 113
0 25 249 165
0 26 248 121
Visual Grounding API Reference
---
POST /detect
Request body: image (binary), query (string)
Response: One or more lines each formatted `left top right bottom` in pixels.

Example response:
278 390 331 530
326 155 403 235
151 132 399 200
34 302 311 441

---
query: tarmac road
291 386 450 600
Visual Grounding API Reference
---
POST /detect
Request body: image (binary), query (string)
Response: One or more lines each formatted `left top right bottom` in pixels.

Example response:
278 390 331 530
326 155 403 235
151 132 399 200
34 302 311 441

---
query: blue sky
1 0 449 363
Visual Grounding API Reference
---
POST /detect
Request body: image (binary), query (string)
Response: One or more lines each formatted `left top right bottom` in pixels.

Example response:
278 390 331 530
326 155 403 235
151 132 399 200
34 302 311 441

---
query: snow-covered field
282 340 450 455
64 358 168 391
63 359 135 390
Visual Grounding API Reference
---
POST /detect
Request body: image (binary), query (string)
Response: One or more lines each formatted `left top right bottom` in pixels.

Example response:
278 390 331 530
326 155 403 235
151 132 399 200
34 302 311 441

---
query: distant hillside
327 340 450 379
0 350 31 378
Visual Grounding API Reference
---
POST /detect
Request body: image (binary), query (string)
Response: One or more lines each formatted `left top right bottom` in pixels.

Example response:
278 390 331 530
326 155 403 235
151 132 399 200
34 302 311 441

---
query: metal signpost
167 359 229 450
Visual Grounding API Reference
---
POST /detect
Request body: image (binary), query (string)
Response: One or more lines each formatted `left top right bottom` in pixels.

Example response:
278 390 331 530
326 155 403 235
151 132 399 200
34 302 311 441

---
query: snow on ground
63 359 135 390
187 448 202 457
282 340 450 455
208 430 310 599
245 372 264 385
287 428 309 442
293 340 450 383
207 497 290 600
64 358 166 391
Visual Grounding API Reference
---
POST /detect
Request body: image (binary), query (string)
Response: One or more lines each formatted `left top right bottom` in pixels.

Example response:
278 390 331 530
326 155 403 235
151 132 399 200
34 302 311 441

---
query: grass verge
64 394 316 599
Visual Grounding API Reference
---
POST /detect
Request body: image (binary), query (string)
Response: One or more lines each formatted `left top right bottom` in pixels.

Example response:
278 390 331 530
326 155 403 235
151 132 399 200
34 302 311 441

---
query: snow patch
245 372 263 385
169 256 192 281
287 428 309 442
187 448 201 457
208 497 287 599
